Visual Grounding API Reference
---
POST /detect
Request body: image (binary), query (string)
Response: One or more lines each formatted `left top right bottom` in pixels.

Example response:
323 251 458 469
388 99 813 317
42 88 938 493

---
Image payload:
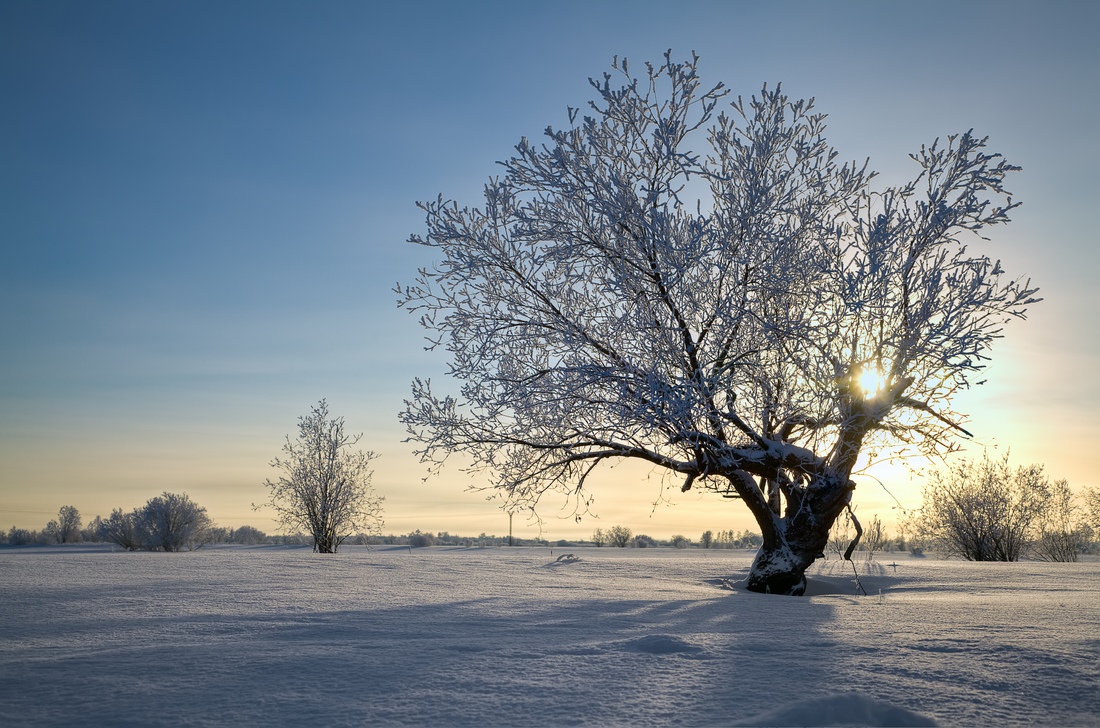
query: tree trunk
746 542 814 595
743 472 853 595
314 531 336 553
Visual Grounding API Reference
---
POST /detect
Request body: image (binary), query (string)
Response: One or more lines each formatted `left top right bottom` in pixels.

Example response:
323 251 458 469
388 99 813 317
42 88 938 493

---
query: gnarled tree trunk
732 468 858 595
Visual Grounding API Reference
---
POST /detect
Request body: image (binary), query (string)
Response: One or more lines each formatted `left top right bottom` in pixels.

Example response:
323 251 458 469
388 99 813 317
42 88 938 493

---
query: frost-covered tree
1084 487 1100 534
398 53 1038 594
407 530 433 547
142 492 213 552
97 508 146 551
262 400 383 553
863 515 886 561
228 525 268 545
607 525 633 548
913 452 1048 561
41 519 61 544
6 527 35 545
56 505 82 544
1034 479 1090 562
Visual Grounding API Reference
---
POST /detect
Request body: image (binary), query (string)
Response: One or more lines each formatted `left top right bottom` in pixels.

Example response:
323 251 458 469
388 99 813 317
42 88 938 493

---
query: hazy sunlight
858 367 887 397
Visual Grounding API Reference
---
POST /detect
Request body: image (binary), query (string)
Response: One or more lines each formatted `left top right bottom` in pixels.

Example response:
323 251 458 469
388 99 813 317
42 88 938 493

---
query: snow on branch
397 53 1037 532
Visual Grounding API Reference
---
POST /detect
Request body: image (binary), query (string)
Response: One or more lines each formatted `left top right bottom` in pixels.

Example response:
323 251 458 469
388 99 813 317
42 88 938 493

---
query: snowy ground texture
2 546 1098 727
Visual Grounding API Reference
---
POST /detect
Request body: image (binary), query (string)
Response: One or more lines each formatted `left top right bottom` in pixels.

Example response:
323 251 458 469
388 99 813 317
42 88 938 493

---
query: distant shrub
39 521 61 545
97 509 146 551
670 534 690 549
56 506 83 544
141 492 213 552
633 534 656 548
408 530 434 548
711 529 762 549
912 452 1056 562
7 527 36 546
94 493 213 552
607 525 632 547
204 527 230 544
1034 479 1091 562
863 515 887 561
82 516 105 543
228 525 268 545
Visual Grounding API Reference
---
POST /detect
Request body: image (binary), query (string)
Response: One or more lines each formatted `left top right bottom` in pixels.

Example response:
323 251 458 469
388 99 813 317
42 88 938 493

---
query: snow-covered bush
863 515 886 561
407 530 434 548
204 527 230 544
228 525 268 545
6 527 35 545
97 509 146 551
82 515 105 543
912 452 1048 561
141 492 213 552
1085 487 1100 530
1033 479 1091 562
55 506 82 544
712 530 763 549
93 494 213 552
607 526 632 548
39 520 61 544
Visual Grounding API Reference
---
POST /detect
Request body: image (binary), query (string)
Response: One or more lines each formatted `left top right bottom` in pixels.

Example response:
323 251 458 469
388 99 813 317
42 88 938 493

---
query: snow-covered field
2 545 1098 727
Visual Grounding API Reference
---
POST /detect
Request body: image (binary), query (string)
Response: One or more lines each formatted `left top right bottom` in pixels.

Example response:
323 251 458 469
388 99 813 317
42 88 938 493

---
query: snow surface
2 545 1098 726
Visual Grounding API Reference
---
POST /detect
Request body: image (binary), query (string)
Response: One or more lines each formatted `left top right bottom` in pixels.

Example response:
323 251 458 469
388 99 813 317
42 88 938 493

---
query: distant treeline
7 504 924 553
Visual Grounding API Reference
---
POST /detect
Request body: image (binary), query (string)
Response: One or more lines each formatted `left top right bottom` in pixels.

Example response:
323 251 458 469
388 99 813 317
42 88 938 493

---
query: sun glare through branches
858 367 888 397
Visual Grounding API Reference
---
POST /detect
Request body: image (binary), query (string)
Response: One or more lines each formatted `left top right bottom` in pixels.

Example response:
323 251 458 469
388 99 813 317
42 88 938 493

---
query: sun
858 367 887 397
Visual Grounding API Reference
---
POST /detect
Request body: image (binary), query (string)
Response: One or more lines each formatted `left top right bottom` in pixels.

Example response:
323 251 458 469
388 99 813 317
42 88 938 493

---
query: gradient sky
2 0 1097 541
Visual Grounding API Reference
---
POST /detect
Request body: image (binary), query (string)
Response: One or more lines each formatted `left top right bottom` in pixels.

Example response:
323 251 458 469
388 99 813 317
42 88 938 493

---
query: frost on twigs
398 51 1038 594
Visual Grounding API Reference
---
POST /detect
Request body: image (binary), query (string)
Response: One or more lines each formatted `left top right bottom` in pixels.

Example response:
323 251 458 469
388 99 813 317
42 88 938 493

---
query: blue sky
2 0 1097 539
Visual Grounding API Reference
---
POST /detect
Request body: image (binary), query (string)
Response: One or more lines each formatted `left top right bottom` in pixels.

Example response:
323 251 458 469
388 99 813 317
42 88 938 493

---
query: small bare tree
914 451 1048 561
591 527 607 547
262 400 383 553
863 514 886 561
